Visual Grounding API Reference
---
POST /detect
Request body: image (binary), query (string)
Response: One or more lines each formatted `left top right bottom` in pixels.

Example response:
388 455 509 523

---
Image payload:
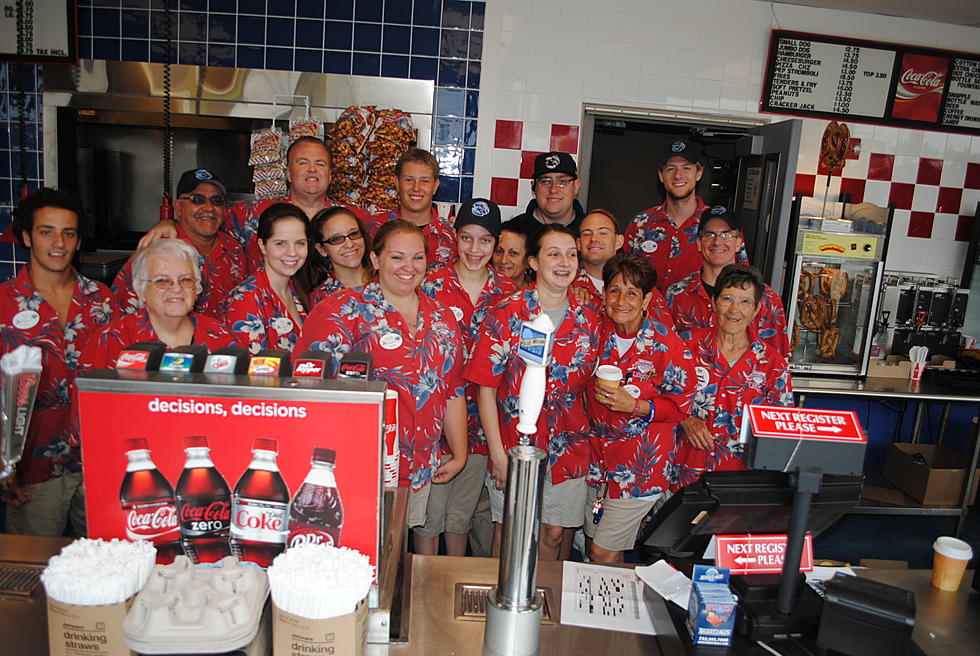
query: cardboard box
866 360 912 379
273 597 367 656
686 565 736 648
47 597 133 656
882 443 978 506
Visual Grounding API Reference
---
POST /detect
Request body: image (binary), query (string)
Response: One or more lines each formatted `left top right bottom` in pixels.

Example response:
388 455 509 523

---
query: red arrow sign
746 405 865 443
715 534 814 575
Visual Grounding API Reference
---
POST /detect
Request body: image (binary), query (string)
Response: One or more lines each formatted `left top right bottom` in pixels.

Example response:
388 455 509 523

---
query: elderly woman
670 265 794 487
82 239 239 368
492 221 533 289
305 206 374 306
294 219 468 545
585 254 695 564
467 224 603 560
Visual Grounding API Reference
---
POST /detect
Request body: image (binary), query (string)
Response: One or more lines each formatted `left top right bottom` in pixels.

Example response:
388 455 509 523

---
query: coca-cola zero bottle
175 435 232 563
230 438 289 567
287 448 344 548
119 438 181 563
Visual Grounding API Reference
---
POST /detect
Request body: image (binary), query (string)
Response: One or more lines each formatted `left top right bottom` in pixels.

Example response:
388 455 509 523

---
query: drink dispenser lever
484 313 554 656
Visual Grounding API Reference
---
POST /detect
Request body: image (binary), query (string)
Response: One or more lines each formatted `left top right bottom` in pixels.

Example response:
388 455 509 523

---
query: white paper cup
932 536 973 591
596 365 623 390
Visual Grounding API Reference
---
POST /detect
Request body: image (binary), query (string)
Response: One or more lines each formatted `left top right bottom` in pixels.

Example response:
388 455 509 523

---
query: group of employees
0 137 793 563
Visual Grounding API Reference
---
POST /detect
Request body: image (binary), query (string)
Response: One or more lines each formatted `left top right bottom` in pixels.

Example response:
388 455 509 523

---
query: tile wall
476 0 980 281
0 0 485 279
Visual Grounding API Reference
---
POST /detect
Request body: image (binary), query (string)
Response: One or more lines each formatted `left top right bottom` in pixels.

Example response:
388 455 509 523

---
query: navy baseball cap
175 169 227 197
659 140 704 168
533 151 577 179
455 198 502 238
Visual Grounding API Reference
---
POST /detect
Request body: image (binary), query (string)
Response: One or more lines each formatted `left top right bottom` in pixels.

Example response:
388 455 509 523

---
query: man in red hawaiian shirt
114 169 245 318
0 188 116 536
571 209 624 305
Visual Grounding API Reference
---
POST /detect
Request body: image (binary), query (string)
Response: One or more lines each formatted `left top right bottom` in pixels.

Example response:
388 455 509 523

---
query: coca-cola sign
899 69 944 91
892 52 949 123
179 500 231 523
123 503 179 541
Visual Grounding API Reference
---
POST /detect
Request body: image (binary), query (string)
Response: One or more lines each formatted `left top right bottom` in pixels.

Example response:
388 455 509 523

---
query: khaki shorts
407 483 433 529
582 486 660 552
487 473 587 528
5 473 86 537
415 454 487 538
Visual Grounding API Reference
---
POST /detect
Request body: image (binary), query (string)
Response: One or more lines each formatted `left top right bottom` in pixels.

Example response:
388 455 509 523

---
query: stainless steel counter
794 376 980 403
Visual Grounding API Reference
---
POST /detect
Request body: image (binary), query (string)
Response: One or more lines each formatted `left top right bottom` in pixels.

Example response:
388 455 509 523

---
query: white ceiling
758 0 980 27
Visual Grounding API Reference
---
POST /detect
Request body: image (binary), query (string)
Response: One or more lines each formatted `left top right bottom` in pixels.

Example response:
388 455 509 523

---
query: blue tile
469 32 482 60
465 90 479 118
323 50 352 74
236 45 265 69
0 91 7 121
93 38 122 61
267 17 295 47
471 2 485 30
122 11 149 39
295 49 323 72
383 1 412 24
438 60 466 87
209 0 237 12
460 176 474 202
0 262 16 283
411 27 438 56
266 0 296 17
413 0 441 26
92 9 120 38
123 0 151 8
149 40 169 64
237 15 264 45
435 175 461 203
382 25 410 54
207 45 235 67
179 0 206 10
179 12 206 42
436 87 466 117
409 56 437 81
354 23 381 52
325 0 354 20
209 14 236 43
381 55 409 78
354 0 382 23
297 2 324 19
78 8 92 37
353 52 380 76
265 47 294 71
467 62 480 89
296 20 323 49
150 10 169 40
122 38 149 62
238 0 266 13
325 21 352 49
440 29 468 59
434 117 463 146
179 42 207 66
463 119 477 147
462 148 476 175
442 1 471 29
433 145 463 176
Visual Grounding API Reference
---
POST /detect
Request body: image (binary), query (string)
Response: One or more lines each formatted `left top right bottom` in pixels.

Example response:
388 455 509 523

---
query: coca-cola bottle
230 438 290 567
175 435 232 563
286 448 344 548
119 438 181 563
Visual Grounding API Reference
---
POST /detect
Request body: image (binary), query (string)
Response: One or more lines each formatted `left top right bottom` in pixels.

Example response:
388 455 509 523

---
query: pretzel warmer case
785 201 892 377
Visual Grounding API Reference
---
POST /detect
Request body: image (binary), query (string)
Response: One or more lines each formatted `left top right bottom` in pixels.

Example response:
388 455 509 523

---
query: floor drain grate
453 583 555 623
0 563 43 599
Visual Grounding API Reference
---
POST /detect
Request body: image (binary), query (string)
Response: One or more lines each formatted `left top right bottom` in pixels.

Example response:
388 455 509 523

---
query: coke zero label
892 53 949 122
231 498 288 544
122 500 179 541
177 497 231 537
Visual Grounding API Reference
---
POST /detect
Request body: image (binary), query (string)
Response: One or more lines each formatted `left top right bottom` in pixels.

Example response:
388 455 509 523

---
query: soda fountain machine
874 274 969 360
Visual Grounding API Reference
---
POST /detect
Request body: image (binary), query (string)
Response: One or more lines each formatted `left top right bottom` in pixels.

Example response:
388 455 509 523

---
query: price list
767 37 895 118
942 58 980 130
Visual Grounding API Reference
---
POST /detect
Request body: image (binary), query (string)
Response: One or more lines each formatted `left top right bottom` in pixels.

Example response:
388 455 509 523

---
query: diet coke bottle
175 435 232 563
119 438 181 563
230 438 289 567
286 448 344 548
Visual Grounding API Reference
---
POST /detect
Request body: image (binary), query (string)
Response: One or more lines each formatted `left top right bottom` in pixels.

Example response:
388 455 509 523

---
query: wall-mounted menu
0 0 76 64
762 31 980 136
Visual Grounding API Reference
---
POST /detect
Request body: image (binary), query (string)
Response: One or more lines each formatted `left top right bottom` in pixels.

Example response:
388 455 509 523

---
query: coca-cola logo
900 69 944 90
180 500 231 522
126 505 178 533
117 350 149 369
293 360 325 376
234 508 284 531
287 531 335 548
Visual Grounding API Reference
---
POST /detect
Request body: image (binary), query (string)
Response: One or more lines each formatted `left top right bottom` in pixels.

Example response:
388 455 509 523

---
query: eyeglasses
179 193 226 207
320 229 363 246
149 275 196 290
535 176 575 189
699 230 737 241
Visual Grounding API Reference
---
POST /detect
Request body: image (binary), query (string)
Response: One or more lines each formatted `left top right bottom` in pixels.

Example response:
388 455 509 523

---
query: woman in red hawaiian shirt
492 221 533 289
223 203 310 354
305 206 373 306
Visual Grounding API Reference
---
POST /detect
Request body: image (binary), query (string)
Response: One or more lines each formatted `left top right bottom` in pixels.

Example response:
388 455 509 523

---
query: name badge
13 310 40 330
379 332 403 350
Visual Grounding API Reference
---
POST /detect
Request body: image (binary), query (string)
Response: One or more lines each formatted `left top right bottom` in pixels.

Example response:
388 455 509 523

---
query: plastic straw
267 544 374 619
41 538 156 605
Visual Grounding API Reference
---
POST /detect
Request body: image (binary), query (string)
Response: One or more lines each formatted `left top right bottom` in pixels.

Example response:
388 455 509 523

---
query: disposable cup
931 536 973 591
596 365 623 389
910 362 926 381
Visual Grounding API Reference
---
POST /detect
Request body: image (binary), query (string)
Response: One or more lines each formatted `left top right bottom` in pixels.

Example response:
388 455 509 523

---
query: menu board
0 0 76 64
762 31 980 136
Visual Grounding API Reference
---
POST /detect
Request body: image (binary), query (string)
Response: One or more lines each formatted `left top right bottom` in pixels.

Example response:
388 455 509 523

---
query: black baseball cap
659 140 704 168
455 198 502 238
533 151 577 179
175 169 227 198
700 206 739 232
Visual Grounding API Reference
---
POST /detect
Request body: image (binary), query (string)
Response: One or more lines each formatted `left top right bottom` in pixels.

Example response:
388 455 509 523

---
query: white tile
963 190 980 217
692 79 721 110
912 185 939 212
559 9 590 37
931 214 959 240
526 64 557 96
498 59 528 92
872 126 899 153
811 176 842 201
674 0 703 21
695 51 726 81
698 19 729 50
529 5 561 37
671 19 701 47
521 121 551 152
944 133 972 161
611 70 640 103
615 12 646 44
499 205 521 220
722 55 752 84
638 74 668 106
972 137 980 158
920 131 948 159
548 94 586 126
641 45 671 72
941 161 968 188
891 155 919 184
642 13 669 37
524 93 559 123
724 24 758 56
846 123 874 140
719 82 749 113
842 154 869 179
555 37 587 70
527 35 559 68
516 185 535 211
613 43 644 72
588 9 618 43
582 74 613 103
585 39 615 71
491 149 522 178
495 91 524 121
499 32 530 62
863 180 891 206
894 129 924 157
796 149 819 177
501 1 533 33
668 47 699 79
666 76 695 109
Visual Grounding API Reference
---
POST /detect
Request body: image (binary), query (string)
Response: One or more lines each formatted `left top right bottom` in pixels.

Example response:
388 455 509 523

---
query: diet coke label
892 53 949 122
231 498 288 544
123 500 179 541
178 497 231 537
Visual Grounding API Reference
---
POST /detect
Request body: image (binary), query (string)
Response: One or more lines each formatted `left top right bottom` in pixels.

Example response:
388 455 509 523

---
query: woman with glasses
493 221 533 289
222 203 310 354
414 198 518 556
466 224 603 560
304 206 373 306
295 219 468 540
669 265 793 488
82 239 239 367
